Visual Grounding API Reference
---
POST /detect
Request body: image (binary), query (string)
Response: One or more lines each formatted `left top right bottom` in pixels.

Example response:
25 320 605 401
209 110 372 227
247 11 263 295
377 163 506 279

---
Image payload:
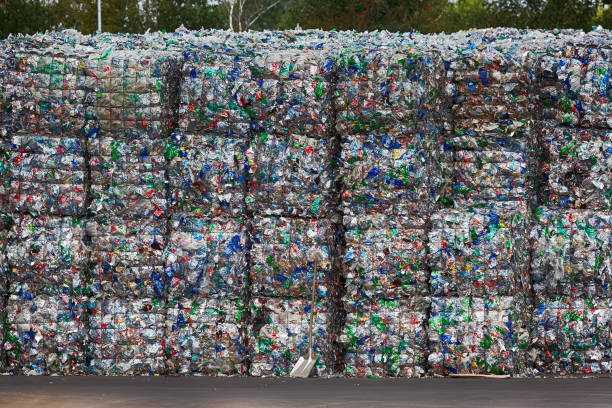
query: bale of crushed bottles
428 203 531 297
340 297 428 377
246 131 336 217
335 50 439 136
4 214 88 296
164 214 248 298
427 295 531 375
343 214 429 300
337 49 447 217
536 44 611 129
528 297 611 375
538 124 611 210
3 292 89 375
250 216 334 299
247 297 332 377
88 296 166 375
178 52 260 135
167 131 247 218
88 127 168 219
165 296 246 375
87 216 166 299
530 207 611 300
0 46 96 216
259 51 335 139
445 50 538 206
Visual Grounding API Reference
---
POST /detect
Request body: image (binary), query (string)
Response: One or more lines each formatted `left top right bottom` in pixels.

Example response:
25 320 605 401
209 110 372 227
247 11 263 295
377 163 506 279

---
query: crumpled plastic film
247 297 331 377
87 216 166 299
164 214 247 298
4 214 87 296
428 203 531 297
165 296 246 375
250 216 333 298
4 292 89 375
428 295 531 376
344 214 428 300
538 124 611 210
530 207 611 300
529 297 611 375
167 131 247 217
340 297 428 377
246 132 335 217
88 296 166 375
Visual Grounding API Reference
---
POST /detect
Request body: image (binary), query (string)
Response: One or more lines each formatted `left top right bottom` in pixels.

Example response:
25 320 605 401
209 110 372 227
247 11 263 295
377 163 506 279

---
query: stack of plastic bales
428 31 536 376
245 47 338 377
86 48 179 375
0 35 95 374
529 32 612 375
165 49 249 375
336 44 445 377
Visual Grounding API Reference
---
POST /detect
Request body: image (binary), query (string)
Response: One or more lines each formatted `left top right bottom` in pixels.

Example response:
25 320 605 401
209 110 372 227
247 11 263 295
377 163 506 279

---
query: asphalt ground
1 376 611 408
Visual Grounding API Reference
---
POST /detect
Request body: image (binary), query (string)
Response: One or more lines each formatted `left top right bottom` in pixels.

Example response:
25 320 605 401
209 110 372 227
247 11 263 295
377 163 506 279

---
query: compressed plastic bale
247 297 331 377
4 214 87 296
530 208 611 299
87 216 166 299
428 203 531 297
178 53 261 134
340 127 440 217
343 214 429 300
3 292 89 375
340 297 428 377
167 131 246 217
165 296 246 375
4 134 86 215
448 119 537 204
335 50 441 135
538 125 611 210
88 297 166 375
427 295 531 376
92 51 178 136
250 216 334 298
528 297 611 375
259 52 335 138
164 214 248 298
537 49 610 128
581 53 611 129
88 129 168 219
246 132 335 217
0 50 96 136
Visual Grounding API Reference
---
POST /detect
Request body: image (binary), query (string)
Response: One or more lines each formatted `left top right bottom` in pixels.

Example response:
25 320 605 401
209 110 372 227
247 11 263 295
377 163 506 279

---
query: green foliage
0 0 609 37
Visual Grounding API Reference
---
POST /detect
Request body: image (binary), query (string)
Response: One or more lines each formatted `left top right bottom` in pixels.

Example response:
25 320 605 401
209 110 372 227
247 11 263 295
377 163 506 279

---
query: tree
222 0 283 31
0 0 54 37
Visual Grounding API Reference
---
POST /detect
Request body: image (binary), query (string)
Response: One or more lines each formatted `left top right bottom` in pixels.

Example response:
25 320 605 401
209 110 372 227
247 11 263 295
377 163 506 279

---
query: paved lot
0 376 611 408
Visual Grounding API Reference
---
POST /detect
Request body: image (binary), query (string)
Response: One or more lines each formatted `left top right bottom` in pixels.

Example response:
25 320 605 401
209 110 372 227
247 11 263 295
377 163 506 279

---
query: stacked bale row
164 50 249 375
428 36 536 376
0 28 611 377
530 35 612 375
0 36 95 374
245 49 338 376
86 49 180 375
336 47 446 377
